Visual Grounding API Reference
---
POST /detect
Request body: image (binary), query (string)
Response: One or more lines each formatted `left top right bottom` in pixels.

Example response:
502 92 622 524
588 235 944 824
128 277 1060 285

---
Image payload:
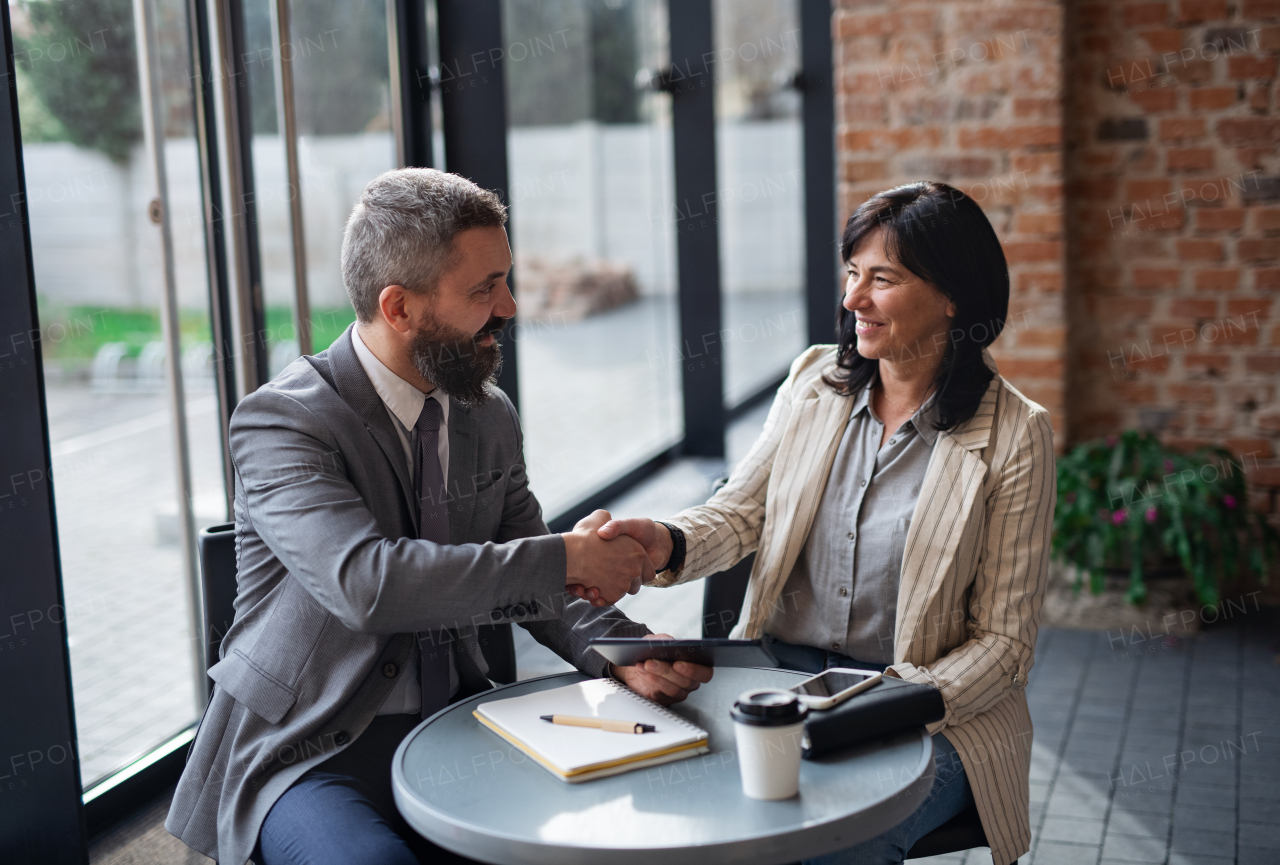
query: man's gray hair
341 168 507 322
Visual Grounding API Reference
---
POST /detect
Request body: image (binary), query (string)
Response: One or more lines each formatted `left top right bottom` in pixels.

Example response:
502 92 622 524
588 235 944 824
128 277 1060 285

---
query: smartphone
788 668 883 710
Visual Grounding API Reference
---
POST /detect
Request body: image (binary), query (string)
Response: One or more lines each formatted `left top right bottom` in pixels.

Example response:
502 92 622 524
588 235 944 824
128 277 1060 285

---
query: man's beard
408 315 505 406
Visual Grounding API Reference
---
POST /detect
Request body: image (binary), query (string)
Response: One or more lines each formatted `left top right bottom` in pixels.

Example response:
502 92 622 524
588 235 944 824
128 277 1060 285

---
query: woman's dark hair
824 181 1010 431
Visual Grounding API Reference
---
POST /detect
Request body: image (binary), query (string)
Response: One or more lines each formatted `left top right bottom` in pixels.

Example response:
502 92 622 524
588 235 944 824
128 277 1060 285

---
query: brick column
1065 1 1279 522
834 0 1068 442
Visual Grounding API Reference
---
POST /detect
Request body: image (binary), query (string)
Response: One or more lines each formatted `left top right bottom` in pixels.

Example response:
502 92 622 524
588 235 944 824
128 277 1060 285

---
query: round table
392 668 934 865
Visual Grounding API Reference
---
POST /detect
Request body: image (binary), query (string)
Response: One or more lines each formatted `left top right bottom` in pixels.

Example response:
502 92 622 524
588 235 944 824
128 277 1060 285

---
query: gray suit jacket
166 326 648 864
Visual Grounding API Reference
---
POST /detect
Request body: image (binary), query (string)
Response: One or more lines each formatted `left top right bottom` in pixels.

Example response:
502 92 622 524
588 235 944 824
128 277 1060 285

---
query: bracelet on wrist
654 521 686 574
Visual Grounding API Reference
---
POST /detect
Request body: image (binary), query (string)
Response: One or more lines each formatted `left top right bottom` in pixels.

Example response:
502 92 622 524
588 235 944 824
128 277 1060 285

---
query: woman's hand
564 510 651 606
566 518 672 604
597 518 674 573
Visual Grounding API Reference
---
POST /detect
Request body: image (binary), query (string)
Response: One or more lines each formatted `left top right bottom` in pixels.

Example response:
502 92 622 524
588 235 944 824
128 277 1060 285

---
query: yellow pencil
539 714 656 734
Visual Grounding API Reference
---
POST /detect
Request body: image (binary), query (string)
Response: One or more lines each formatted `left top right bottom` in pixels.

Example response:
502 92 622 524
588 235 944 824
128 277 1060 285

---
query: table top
392 668 934 865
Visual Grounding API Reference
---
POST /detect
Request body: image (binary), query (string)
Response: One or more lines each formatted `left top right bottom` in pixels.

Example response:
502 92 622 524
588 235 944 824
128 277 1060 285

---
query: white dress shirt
351 327 455 714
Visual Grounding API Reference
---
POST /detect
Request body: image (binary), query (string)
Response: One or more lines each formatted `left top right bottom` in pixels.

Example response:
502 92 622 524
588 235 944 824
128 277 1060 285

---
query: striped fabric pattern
654 345 1055 865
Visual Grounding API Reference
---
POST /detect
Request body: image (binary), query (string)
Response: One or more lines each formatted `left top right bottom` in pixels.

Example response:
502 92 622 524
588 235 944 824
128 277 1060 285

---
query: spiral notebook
473 678 710 783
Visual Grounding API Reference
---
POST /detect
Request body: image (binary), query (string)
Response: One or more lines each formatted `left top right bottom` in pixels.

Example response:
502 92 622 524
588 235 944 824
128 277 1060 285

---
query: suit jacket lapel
326 325 417 520
447 403 479 544
894 375 1001 663
746 378 852 634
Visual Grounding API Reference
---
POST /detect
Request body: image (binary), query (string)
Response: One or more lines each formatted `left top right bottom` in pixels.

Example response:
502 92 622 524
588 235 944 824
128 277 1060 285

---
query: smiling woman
827 181 1011 438
603 180 1056 865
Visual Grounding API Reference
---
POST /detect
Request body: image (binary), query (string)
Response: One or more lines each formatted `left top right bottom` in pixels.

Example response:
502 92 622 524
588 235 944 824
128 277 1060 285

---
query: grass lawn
36 302 357 361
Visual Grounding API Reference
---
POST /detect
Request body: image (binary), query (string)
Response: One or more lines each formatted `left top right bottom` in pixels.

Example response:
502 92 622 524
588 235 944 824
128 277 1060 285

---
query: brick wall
834 0 1068 439
832 0 1279 523
1064 0 1280 518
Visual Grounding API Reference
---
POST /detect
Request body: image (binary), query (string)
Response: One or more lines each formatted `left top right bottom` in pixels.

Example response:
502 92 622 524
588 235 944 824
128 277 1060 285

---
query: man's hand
567 516 673 605
563 510 653 607
610 634 713 706
596 518 673 572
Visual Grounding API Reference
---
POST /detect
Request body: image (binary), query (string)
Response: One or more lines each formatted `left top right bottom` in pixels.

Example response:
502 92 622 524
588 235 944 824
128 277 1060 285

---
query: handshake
560 511 711 706
561 510 674 608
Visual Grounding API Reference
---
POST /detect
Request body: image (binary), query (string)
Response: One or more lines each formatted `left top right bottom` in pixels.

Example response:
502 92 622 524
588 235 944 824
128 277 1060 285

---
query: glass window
286 0 396 352
241 0 303 376
502 0 681 517
713 0 806 405
13 0 223 787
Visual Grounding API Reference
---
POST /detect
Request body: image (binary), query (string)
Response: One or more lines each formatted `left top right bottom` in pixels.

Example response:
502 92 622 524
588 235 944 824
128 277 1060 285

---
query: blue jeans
256 715 476 865
764 636 976 865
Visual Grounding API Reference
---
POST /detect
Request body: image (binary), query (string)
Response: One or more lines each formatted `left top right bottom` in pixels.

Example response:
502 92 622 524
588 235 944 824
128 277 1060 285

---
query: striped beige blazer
653 345 1055 865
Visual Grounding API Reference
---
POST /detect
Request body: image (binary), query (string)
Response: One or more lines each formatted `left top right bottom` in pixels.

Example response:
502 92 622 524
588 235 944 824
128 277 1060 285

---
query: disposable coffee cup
731 688 809 800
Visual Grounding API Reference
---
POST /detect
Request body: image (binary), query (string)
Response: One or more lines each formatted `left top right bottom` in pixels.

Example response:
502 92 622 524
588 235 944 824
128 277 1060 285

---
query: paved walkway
518 291 802 517
47 386 224 787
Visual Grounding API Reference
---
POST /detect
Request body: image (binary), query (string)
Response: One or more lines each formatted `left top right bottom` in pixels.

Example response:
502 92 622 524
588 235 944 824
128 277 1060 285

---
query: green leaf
1053 430 1277 607
16 0 141 165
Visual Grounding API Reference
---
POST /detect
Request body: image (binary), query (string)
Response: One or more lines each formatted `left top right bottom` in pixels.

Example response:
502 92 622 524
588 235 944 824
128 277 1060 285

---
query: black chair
904 805 990 859
701 553 755 638
198 523 237 696
699 561 993 861
478 620 517 684
196 523 519 695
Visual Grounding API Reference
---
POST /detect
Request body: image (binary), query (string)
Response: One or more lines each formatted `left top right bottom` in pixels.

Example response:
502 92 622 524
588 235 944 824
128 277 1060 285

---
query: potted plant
1053 430 1277 606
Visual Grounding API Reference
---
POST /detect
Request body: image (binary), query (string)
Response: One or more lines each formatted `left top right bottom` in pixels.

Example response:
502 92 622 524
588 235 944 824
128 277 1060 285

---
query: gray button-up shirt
765 385 938 663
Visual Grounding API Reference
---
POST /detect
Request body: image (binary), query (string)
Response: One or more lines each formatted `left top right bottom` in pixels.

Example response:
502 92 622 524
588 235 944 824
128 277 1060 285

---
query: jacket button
512 604 527 617
528 599 539 614
334 731 350 746
382 662 398 678
503 605 515 618
491 608 503 621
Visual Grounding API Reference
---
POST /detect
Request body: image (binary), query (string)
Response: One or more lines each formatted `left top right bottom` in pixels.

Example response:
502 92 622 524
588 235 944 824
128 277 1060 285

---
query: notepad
474 678 710 783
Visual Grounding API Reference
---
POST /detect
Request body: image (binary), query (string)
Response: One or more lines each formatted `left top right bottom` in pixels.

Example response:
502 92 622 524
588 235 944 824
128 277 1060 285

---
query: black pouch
802 676 944 759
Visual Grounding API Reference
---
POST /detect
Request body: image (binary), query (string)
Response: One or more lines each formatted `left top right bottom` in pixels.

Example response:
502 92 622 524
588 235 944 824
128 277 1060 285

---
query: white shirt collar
350 326 449 432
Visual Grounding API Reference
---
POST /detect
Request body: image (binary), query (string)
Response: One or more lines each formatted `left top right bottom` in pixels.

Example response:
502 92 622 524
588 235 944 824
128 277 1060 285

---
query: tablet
588 638 778 669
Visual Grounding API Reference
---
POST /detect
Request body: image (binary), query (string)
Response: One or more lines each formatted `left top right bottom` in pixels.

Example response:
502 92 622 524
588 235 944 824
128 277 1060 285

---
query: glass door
290 0 396 353
11 0 223 787
501 0 682 516
240 0 305 376
713 0 807 406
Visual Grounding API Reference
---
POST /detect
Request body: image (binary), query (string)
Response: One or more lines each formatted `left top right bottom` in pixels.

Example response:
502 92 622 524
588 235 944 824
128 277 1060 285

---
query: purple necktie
415 397 451 718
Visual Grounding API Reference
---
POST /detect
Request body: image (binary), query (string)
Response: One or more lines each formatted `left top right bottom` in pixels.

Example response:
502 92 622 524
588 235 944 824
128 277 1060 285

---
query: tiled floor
910 610 1280 865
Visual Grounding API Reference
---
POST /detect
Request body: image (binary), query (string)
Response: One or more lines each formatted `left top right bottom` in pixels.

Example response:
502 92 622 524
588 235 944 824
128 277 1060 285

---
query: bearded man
167 169 711 865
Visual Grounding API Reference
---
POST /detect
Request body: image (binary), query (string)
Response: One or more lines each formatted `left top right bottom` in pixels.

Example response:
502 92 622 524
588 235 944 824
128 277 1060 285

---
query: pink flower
1112 509 1127 525
1163 459 1175 474
1106 435 1118 447
1145 506 1158 523
1223 494 1236 509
